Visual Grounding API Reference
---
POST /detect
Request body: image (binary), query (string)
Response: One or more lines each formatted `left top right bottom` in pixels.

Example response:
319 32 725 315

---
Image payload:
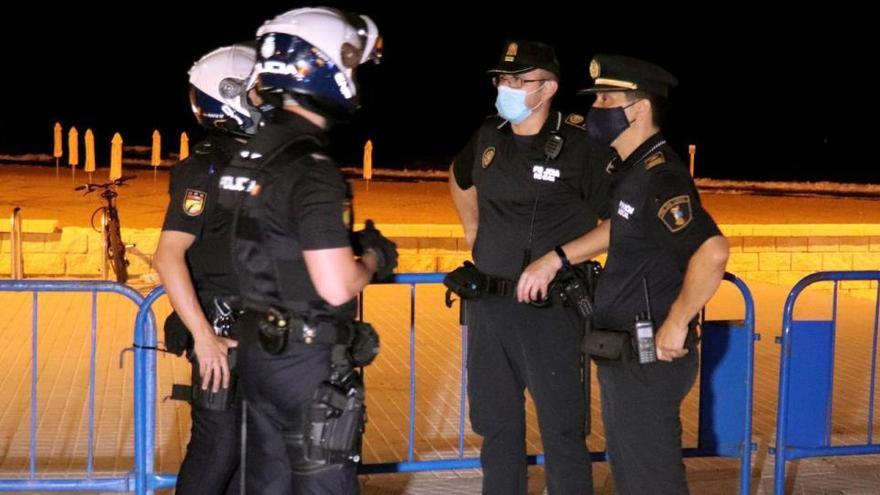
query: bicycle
74 176 136 283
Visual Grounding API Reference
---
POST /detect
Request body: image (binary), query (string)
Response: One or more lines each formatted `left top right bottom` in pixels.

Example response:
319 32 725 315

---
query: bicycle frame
78 178 132 283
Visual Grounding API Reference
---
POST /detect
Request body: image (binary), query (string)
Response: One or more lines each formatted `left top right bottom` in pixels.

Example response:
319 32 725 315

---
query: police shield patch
657 195 692 232
183 189 206 216
482 147 496 168
565 113 585 126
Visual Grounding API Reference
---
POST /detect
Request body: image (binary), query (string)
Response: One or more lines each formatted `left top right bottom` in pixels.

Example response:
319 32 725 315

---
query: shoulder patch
657 195 692 232
564 113 586 129
481 147 496 168
183 189 206 216
644 151 666 170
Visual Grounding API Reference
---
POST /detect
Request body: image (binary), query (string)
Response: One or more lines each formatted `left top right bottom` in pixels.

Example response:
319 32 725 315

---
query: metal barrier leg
10 208 24 279
101 210 108 281
699 273 757 495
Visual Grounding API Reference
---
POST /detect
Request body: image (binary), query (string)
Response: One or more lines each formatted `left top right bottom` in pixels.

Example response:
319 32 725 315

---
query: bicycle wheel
106 216 129 283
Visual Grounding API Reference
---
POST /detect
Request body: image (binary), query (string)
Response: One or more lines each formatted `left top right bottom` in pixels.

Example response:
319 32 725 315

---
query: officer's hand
193 334 238 393
353 219 398 281
516 252 562 303
655 321 689 361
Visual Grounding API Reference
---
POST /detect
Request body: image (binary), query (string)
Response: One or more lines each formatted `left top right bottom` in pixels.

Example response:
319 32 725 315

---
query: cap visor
577 84 635 95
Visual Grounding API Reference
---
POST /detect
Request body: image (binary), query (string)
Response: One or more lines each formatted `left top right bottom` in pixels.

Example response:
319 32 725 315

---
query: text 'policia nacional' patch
183 189 206 216
657 195 692 232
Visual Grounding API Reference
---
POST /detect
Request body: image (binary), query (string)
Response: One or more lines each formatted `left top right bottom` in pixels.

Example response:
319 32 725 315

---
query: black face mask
586 100 640 146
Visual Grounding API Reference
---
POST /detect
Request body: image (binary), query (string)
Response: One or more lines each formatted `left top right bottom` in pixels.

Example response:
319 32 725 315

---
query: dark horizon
2 3 873 183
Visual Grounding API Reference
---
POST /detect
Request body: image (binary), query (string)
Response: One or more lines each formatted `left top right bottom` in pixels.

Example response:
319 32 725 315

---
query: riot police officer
154 44 261 494
518 54 730 494
449 40 612 494
216 8 395 494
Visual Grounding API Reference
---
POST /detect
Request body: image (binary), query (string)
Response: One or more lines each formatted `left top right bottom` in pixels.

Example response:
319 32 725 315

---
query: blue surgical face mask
495 83 545 124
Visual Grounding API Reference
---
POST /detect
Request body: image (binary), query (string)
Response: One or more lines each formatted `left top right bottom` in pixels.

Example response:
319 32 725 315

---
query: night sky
2 3 871 183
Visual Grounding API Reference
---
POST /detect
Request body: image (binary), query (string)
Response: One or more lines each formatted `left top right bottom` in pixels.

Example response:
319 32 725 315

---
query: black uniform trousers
467 296 592 495
597 356 698 495
174 305 241 495
235 312 358 495
176 398 242 495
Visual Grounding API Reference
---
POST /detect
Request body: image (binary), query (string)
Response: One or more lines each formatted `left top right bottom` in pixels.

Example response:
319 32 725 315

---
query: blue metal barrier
693 272 757 495
37 271 755 494
0 280 144 493
772 271 880 495
356 272 758 495
133 286 168 494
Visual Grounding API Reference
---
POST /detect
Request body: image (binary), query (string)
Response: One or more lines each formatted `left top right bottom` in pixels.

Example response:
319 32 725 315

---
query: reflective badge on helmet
261 35 276 59
183 189 206 216
658 195 692 232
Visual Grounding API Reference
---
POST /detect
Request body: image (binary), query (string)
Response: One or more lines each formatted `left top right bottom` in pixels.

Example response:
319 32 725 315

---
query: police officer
154 44 260 495
449 40 612 494
216 8 395 494
518 54 730 494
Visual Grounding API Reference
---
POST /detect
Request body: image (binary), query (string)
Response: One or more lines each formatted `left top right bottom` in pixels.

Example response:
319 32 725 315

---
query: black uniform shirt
453 111 613 281
593 133 722 332
162 132 242 304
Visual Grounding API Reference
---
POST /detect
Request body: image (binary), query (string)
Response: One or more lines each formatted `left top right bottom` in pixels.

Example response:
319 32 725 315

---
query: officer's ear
629 98 652 126
643 99 656 127
541 79 559 101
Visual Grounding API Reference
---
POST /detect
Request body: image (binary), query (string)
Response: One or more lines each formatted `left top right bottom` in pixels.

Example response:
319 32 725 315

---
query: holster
583 328 634 364
301 371 366 467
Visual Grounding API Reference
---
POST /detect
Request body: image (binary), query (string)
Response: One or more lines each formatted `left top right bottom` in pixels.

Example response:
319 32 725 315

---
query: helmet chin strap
258 90 352 128
254 91 284 123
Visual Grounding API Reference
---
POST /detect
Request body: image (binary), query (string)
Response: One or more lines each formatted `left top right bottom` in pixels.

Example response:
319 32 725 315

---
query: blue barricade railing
0 280 145 493
133 286 165 494
321 273 757 494
772 271 880 495
2 272 757 494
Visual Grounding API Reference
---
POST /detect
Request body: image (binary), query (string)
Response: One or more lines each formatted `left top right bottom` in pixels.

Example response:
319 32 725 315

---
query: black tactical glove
353 219 398 282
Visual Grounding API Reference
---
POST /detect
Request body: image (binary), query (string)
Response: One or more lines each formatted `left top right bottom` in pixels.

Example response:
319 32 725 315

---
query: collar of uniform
495 110 562 159
619 132 665 171
203 130 244 157
257 110 329 149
